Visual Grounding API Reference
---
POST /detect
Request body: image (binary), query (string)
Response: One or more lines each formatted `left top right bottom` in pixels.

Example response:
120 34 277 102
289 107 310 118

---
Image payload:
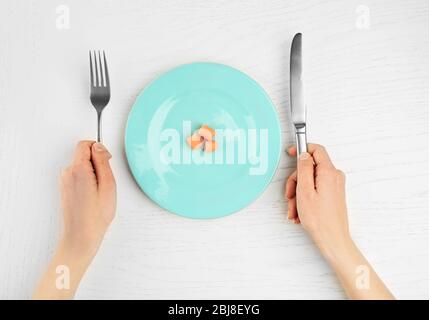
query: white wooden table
1 0 429 299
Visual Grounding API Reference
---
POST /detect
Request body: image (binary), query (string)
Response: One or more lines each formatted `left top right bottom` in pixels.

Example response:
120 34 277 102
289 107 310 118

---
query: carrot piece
204 140 217 153
198 125 216 141
186 133 203 149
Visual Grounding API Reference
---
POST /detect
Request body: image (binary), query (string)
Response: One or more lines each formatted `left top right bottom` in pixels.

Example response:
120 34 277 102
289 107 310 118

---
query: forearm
33 238 94 300
322 238 394 300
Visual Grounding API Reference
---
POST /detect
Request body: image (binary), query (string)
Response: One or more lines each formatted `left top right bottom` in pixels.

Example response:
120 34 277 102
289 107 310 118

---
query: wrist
59 234 100 264
33 237 96 299
315 233 356 267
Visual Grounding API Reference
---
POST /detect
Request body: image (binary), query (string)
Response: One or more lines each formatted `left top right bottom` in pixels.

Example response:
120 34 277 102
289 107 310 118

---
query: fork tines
89 50 110 143
89 50 110 88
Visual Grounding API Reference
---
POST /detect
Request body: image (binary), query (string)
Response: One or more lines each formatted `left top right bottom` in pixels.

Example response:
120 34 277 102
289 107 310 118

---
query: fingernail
93 143 111 157
299 152 309 160
93 142 105 152
287 210 291 219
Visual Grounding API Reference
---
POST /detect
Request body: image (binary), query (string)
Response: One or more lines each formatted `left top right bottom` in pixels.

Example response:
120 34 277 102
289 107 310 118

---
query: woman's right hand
285 143 394 299
285 144 350 258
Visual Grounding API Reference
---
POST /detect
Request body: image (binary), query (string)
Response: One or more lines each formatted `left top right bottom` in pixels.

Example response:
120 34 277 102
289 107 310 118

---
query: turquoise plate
125 62 281 219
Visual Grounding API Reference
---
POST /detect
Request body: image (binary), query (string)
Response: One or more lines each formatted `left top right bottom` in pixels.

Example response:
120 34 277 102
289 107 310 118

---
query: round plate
125 62 281 219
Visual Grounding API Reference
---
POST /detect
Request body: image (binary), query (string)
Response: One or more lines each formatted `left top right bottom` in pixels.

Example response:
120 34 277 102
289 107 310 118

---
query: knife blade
290 32 308 155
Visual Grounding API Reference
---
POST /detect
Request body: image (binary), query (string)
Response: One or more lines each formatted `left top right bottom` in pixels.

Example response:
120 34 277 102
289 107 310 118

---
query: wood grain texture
1 0 429 299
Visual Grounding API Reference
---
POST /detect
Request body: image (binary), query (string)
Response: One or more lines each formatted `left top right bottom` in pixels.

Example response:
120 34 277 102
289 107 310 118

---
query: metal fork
89 50 110 142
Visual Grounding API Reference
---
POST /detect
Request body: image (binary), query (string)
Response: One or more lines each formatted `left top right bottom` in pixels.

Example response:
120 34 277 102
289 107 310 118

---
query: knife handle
295 125 308 156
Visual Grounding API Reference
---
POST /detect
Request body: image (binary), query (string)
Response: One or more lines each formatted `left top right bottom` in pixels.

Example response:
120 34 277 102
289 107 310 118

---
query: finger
287 146 297 157
297 152 315 192
91 142 115 194
285 170 297 199
287 197 298 221
288 143 334 168
60 166 73 189
73 140 95 164
307 143 334 168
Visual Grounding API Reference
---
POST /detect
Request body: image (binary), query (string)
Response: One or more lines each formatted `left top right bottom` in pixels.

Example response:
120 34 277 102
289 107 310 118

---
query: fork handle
97 111 103 143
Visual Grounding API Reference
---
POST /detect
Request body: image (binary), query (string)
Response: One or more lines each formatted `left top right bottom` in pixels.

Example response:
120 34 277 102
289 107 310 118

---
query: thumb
297 152 315 192
91 142 115 194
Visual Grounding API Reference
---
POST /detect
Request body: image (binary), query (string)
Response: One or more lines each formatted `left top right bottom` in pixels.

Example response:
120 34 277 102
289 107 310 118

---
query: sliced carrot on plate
186 133 203 149
187 125 217 151
204 140 217 153
198 125 216 141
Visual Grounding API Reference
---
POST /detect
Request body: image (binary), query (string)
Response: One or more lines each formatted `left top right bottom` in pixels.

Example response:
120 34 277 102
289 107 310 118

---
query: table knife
290 33 308 155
